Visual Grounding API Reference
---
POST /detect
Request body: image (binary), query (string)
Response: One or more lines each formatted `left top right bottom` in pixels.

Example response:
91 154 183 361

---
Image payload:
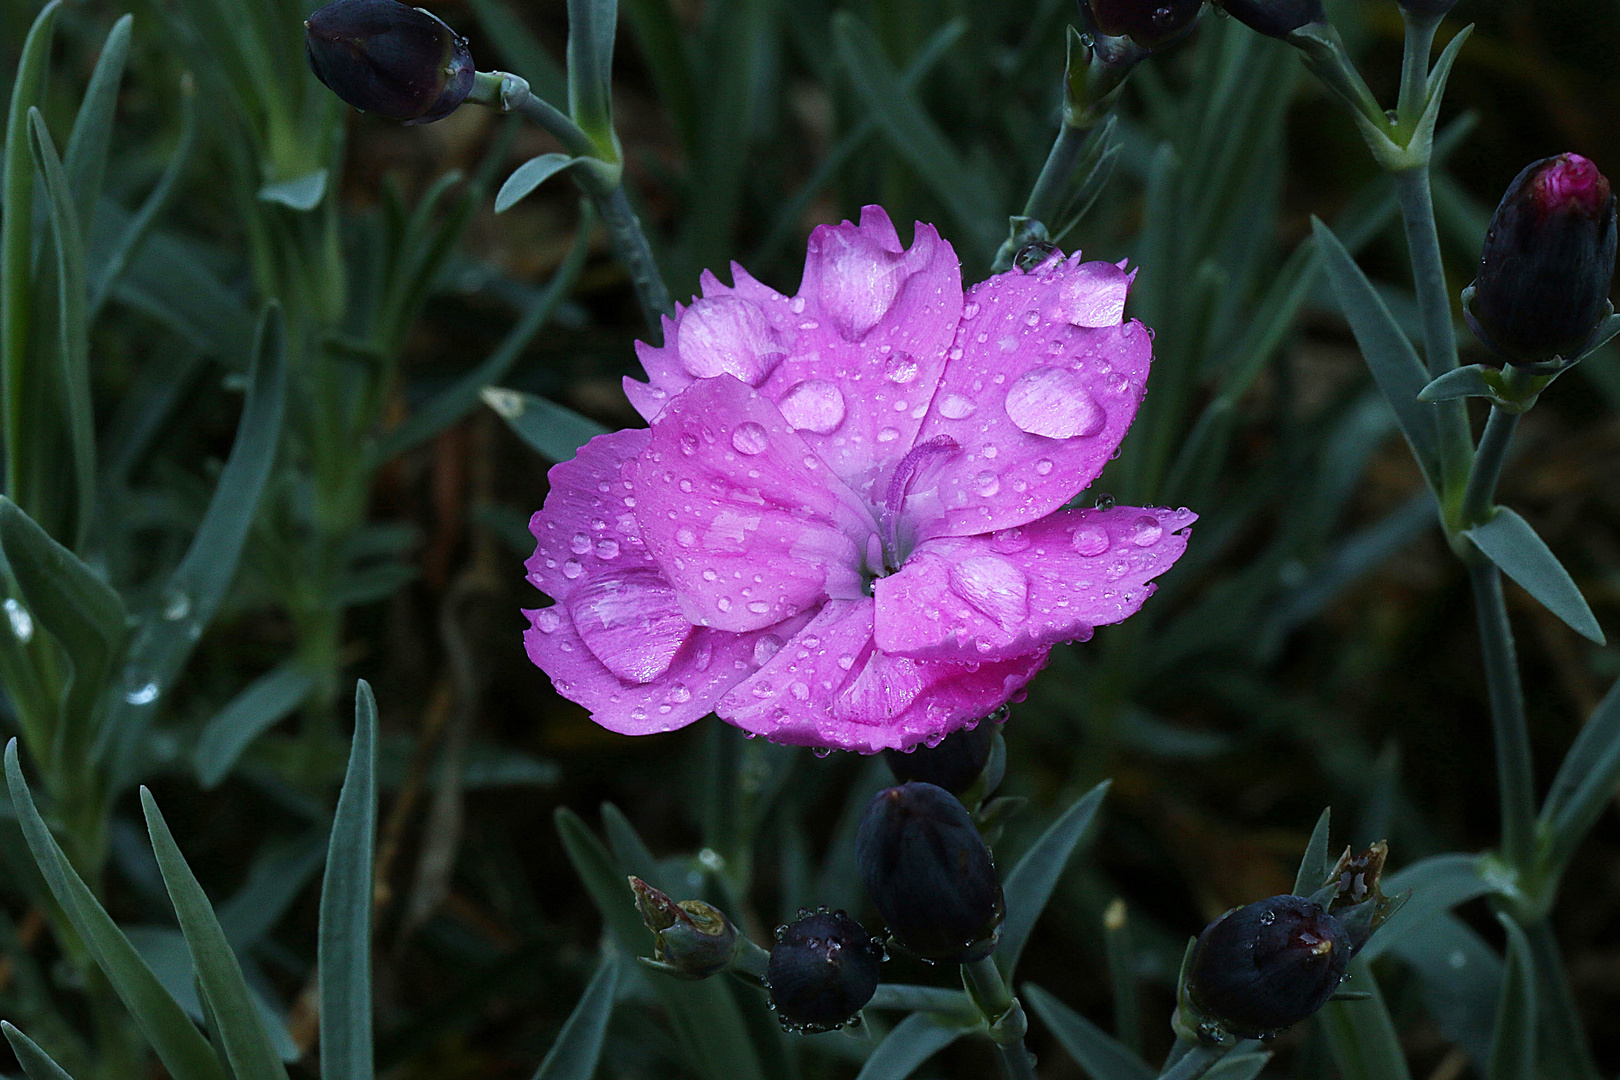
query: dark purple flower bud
856 782 1005 962
305 0 475 125
1212 0 1326 37
883 722 995 796
629 876 738 978
766 910 883 1032
1081 0 1205 50
1466 154 1617 366
1186 894 1350 1038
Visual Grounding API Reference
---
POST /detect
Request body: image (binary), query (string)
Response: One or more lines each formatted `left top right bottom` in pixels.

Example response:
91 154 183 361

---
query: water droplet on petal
991 528 1030 553
562 559 584 579
962 302 981 320
677 295 785 384
877 427 900 443
1130 515 1163 546
938 392 977 420
718 596 734 612
948 554 1029 629
535 608 562 632
1072 527 1110 557
731 421 770 455
670 683 693 703
595 539 621 559
975 471 1001 497
570 533 592 554
753 634 784 666
1005 367 1107 438
885 352 919 383
778 379 847 434
747 600 770 615
675 527 697 547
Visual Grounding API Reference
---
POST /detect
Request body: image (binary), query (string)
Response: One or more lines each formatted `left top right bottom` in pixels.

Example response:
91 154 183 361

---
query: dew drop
938 392 977 420
535 608 562 633
4 598 33 643
1004 367 1107 438
125 680 160 706
962 302 981 319
732 421 770 455
679 478 694 493
778 379 847 434
877 427 901 442
975 471 1001 497
562 559 584 579
753 634 783 665
670 684 693 703
676 526 697 547
680 433 700 456
1129 516 1163 547
595 539 621 559
702 568 719 581
161 589 192 622
718 596 734 612
1035 458 1054 475
1095 493 1116 510
885 352 920 384
570 533 592 554
1072 527 1110 557
747 600 770 615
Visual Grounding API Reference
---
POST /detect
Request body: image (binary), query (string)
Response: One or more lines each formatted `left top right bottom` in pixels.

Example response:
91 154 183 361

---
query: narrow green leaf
618 0 698 152
107 220 255 364
28 110 96 551
105 306 288 788
319 681 379 1080
3 1 62 500
1577 311 1620 359
1387 912 1500 1065
1486 915 1535 1080
1312 218 1442 492
1464 508 1604 644
1417 364 1495 403
1318 957 1412 1080
0 497 127 769
256 169 327 210
851 1012 963 1080
1359 853 1491 962
1411 26 1473 156
63 14 133 231
996 780 1110 977
532 952 619 1080
497 154 585 213
484 387 608 463
374 204 594 462
141 788 291 1080
193 662 315 789
1022 982 1154 1080
3 1021 77 1080
1293 807 1332 895
1205 1051 1271 1080
1539 676 1620 871
4 742 228 1080
832 12 998 258
91 82 200 315
566 0 618 143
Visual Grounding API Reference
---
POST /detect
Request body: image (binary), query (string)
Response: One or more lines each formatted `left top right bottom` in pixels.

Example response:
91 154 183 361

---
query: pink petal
716 598 1051 753
903 255 1151 538
873 505 1196 661
630 375 877 634
525 605 813 736
624 208 964 501
525 429 653 603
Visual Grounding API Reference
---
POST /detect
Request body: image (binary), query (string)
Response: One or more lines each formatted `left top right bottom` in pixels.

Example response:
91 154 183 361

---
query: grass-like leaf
141 787 290 1080
1022 982 1153 1080
3 1021 76 1080
533 952 619 1080
1359 853 1492 962
851 1012 964 1080
497 154 584 213
566 0 618 144
996 780 1110 977
483 387 609 464
4 741 227 1080
193 661 316 789
1486 915 1535 1080
1464 508 1604 645
319 681 379 1080
1293 807 1332 896
1318 957 1412 1080
62 14 131 230
1539 676 1620 872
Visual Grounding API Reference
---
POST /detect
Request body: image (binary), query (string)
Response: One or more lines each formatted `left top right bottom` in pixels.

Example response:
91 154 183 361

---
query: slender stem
1395 12 1440 131
961 956 1037 1080
1467 559 1535 871
597 184 673 337
1024 121 1090 225
1460 406 1520 527
1393 167 1474 513
1519 914 1601 1080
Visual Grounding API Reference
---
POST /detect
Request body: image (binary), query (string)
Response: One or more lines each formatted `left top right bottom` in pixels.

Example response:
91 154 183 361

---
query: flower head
524 206 1194 752
305 0 474 124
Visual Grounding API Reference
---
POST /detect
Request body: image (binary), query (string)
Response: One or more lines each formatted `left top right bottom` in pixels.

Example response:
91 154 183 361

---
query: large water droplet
877 427 900 442
948 554 1029 629
778 379 847 434
885 352 919 384
1129 515 1163 547
1004 367 1106 438
731 421 770 455
535 608 562 633
161 589 192 622
670 683 693 703
562 559 584 579
570 533 592 554
4 598 34 643
938 392 977 420
975 471 1001 497
676 295 785 384
1072 526 1109 557
595 539 621 559
753 634 784 666
676 526 697 547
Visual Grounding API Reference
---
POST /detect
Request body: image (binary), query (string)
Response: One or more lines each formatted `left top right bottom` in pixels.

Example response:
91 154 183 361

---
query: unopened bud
1213 0 1326 38
629 876 737 979
305 0 475 124
1186 895 1350 1038
1080 0 1205 50
766 909 883 1033
1465 153 1617 366
856 782 1005 962
883 722 996 796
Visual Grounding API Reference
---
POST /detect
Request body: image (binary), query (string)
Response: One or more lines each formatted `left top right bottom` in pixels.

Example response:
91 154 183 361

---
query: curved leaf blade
851 1012 963 1080
497 154 584 213
319 681 379 1080
996 780 1110 977
1464 508 1604 644
3 1021 76 1080
1023 982 1153 1080
533 952 619 1080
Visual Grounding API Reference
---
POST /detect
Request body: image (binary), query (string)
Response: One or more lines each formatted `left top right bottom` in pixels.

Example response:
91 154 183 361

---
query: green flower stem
730 936 770 982
1395 11 1442 134
1460 405 1520 528
1157 1036 1252 1080
991 119 1093 273
961 956 1036 1080
472 72 672 337
1520 914 1601 1080
1393 167 1474 514
1466 559 1535 872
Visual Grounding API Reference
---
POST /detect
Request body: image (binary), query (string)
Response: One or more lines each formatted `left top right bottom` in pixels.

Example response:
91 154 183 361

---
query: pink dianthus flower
524 206 1194 752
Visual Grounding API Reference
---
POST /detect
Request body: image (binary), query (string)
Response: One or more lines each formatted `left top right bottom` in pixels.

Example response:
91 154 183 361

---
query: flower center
858 435 961 591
